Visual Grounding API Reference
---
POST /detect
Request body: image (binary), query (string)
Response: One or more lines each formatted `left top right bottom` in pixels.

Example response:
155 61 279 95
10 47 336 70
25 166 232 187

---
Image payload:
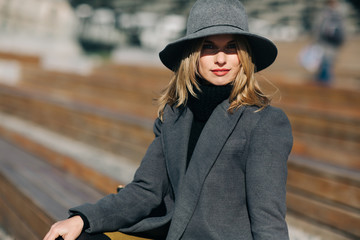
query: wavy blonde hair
157 35 270 119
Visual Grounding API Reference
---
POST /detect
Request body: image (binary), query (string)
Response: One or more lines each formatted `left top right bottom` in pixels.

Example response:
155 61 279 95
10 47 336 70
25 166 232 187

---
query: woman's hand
43 215 84 240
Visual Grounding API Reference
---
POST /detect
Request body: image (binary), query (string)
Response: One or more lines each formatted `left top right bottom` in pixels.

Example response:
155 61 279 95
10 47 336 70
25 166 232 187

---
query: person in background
314 0 345 85
44 0 293 239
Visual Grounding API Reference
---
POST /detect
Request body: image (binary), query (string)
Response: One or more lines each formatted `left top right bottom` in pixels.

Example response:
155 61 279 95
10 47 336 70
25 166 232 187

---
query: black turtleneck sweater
186 83 232 167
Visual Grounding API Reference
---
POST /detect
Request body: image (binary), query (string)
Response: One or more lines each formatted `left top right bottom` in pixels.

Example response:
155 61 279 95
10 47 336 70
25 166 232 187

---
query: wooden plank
291 132 360 170
0 173 54 238
0 137 104 218
288 167 360 209
0 137 98 238
0 51 40 65
21 65 161 99
286 214 351 240
287 191 360 238
0 136 153 240
0 128 121 195
288 156 360 187
105 231 152 240
287 155 360 238
0 85 153 163
287 111 360 141
0 84 154 129
273 79 360 108
0 196 38 240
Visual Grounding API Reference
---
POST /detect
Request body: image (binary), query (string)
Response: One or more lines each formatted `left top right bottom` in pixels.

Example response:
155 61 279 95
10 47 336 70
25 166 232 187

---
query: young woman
44 0 292 239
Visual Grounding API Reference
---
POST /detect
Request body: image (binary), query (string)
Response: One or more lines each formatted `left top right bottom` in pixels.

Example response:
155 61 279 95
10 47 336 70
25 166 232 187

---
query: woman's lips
211 69 230 76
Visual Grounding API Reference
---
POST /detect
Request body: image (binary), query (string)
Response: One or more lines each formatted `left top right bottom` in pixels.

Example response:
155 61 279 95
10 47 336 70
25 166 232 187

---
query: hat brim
159 25 277 72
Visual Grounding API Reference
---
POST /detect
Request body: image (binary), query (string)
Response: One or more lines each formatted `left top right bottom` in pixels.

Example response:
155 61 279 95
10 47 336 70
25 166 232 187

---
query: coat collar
161 104 192 195
162 100 245 239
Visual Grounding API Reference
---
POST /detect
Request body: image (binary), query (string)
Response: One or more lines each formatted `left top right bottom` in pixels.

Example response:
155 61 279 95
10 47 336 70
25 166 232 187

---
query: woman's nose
215 51 226 65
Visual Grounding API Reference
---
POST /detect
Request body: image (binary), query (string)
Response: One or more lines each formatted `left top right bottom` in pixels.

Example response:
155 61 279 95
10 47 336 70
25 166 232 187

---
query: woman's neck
187 81 232 122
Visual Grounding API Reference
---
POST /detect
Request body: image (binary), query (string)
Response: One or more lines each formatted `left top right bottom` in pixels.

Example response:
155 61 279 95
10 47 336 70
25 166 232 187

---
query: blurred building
243 0 359 41
0 0 93 74
0 0 77 53
0 0 358 60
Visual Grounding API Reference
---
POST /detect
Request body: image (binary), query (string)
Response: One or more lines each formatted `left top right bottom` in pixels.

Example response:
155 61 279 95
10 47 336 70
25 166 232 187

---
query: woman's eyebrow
203 40 236 45
203 40 214 44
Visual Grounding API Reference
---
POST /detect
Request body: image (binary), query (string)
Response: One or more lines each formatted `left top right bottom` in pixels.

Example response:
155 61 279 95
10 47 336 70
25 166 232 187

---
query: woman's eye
226 44 237 53
202 44 214 49
227 44 236 49
201 42 237 54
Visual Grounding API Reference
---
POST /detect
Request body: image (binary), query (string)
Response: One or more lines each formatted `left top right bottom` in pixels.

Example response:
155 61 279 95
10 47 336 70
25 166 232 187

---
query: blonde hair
157 35 270 119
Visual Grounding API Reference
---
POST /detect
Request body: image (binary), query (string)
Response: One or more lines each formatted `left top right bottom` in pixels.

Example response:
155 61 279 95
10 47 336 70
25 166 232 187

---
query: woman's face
198 34 240 86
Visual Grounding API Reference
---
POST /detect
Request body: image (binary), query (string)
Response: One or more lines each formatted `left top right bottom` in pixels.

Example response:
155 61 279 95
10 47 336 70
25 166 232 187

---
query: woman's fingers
43 216 83 240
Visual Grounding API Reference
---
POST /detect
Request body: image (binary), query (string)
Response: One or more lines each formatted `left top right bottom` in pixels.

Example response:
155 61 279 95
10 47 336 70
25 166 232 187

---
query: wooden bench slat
0 137 105 217
0 122 125 195
288 168 360 209
0 52 40 65
287 156 360 238
288 156 360 187
0 136 107 239
287 191 360 238
0 196 39 240
0 172 54 238
291 132 360 170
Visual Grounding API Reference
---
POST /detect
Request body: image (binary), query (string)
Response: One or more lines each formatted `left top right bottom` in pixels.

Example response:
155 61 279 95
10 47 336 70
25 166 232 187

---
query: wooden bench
4 65 360 167
11 64 360 171
269 80 360 238
282 105 360 170
0 83 154 167
1 117 357 239
19 63 173 113
0 51 41 66
0 136 104 240
263 79 360 171
18 65 161 120
0 134 155 240
287 155 360 239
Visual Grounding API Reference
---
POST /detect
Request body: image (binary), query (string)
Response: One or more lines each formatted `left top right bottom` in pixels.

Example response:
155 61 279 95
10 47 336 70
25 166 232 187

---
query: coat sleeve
245 106 293 240
69 118 170 233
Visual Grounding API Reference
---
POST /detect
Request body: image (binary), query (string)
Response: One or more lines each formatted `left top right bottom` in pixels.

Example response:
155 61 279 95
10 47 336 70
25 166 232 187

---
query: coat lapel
167 101 245 239
162 106 193 196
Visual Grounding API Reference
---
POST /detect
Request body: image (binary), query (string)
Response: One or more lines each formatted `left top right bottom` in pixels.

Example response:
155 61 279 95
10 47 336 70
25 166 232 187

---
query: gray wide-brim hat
159 0 278 72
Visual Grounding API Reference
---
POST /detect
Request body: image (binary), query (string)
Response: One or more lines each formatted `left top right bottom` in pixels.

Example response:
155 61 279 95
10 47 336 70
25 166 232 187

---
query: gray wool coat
70 100 293 240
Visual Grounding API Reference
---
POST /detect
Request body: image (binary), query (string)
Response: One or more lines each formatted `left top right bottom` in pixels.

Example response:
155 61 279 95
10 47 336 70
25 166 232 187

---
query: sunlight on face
198 34 240 86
